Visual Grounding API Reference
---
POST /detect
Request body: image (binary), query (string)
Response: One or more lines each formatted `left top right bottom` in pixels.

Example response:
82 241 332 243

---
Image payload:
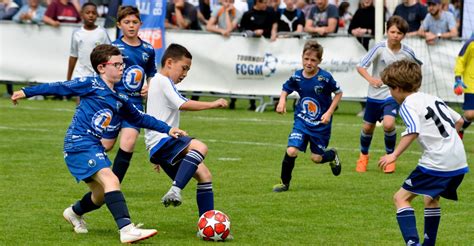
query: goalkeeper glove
454 76 467 95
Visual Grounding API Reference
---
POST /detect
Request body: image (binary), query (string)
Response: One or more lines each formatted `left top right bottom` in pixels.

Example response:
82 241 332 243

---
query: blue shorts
149 136 193 179
102 101 143 139
363 99 399 124
287 128 329 155
64 145 111 183
402 166 465 201
462 93 474 110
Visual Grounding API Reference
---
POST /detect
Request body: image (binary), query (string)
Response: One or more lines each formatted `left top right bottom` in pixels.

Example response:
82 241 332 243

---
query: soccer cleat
272 183 289 192
63 206 88 233
329 148 341 176
161 186 182 207
384 161 396 173
356 153 369 173
120 223 157 243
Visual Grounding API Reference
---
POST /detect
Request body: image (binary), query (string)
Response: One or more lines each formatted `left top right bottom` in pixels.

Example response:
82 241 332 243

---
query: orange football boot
384 161 396 173
356 153 369 172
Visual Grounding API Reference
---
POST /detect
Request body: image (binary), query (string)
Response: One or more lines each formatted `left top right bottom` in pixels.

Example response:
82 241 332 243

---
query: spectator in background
393 0 427 36
0 0 19 20
277 0 305 34
12 0 46 23
165 0 201 30
338 1 351 32
268 0 281 12
197 0 211 26
304 0 338 36
206 0 242 37
43 0 81 27
295 0 313 19
418 0 457 45
348 0 375 51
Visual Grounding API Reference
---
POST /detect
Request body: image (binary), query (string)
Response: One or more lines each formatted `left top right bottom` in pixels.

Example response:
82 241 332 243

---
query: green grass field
0 89 473 245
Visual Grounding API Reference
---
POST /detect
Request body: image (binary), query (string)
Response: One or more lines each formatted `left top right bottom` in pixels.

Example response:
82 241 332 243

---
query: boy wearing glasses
101 6 157 184
11 44 186 243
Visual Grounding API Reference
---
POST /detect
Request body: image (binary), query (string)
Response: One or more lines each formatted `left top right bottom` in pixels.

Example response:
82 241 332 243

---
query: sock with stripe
423 207 441 246
196 182 214 216
396 207 419 245
384 129 397 154
174 150 204 189
360 130 373 155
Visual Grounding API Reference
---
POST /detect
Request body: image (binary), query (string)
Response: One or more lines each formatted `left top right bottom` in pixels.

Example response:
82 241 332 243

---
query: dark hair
338 2 350 17
90 44 122 74
386 15 409 35
81 2 97 11
161 43 193 68
381 60 422 92
302 40 323 60
117 6 141 23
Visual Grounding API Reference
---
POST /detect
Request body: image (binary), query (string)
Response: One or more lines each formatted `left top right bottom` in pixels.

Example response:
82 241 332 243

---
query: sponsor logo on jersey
122 65 145 92
91 109 113 132
297 97 321 126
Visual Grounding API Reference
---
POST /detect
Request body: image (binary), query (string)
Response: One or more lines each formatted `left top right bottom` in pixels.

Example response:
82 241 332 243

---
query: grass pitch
0 91 472 245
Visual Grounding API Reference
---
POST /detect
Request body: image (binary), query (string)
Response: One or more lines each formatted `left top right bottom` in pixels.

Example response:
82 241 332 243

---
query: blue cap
427 0 441 4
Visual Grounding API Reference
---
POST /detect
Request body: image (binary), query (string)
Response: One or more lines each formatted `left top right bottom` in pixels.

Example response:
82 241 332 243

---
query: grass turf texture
0 91 472 245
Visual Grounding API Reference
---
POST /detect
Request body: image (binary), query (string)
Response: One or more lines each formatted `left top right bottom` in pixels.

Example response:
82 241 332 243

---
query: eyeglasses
101 62 125 69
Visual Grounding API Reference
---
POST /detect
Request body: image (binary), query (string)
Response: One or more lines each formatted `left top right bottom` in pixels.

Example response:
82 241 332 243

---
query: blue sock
384 129 397 154
423 207 441 246
72 192 101 216
360 130 373 155
112 148 133 183
104 191 131 229
396 207 419 245
280 153 296 186
461 116 471 131
321 149 335 163
174 150 204 189
196 182 214 216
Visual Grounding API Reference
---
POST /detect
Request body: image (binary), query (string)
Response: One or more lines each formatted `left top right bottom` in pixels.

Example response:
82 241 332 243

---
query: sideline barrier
0 22 465 103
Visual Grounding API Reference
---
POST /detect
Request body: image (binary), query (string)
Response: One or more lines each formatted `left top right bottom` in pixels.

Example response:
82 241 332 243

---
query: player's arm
67 56 78 81
179 98 228 111
321 91 342 124
378 133 418 170
15 79 91 103
119 101 187 138
356 66 382 88
276 90 289 114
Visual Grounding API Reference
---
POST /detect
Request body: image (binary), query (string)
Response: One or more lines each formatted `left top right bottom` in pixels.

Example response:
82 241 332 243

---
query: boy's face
387 25 405 44
388 87 403 104
99 55 124 83
166 57 192 84
117 15 142 39
222 0 234 8
302 50 321 74
284 0 296 9
82 5 98 26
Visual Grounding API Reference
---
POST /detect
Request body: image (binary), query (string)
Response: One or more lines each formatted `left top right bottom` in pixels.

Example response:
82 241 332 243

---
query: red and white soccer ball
197 210 231 241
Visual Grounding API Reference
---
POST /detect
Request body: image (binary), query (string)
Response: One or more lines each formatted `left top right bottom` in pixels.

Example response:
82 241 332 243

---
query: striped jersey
359 40 422 101
400 92 468 177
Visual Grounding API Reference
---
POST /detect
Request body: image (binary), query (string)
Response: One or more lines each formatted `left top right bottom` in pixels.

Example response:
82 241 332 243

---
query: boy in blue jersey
11 44 186 244
101 6 157 183
355 16 422 174
379 60 468 246
273 40 343 192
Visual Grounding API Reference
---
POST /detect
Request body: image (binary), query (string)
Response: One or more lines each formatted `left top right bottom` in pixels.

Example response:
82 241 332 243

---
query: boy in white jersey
145 44 228 217
379 60 469 246
67 2 110 83
356 16 422 173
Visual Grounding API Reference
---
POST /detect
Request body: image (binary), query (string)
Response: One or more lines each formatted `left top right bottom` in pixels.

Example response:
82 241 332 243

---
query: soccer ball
262 53 278 77
197 210 231 241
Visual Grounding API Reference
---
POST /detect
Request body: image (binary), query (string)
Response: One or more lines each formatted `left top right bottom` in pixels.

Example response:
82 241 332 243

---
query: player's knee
383 126 396 133
189 139 208 156
464 110 474 120
101 140 115 152
286 147 298 157
311 154 323 163
362 124 375 134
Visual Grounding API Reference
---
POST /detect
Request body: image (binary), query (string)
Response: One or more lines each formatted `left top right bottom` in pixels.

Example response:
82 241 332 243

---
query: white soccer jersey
359 40 422 101
70 26 111 78
144 73 188 152
400 92 468 176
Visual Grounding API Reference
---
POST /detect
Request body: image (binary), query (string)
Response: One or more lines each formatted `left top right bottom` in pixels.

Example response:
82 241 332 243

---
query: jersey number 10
425 101 455 138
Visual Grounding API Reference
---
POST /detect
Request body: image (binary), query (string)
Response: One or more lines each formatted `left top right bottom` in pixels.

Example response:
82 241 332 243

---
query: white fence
0 21 465 102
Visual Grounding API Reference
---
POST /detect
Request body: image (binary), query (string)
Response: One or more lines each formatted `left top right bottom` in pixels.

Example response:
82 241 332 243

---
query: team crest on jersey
142 52 149 62
122 65 144 91
314 85 324 94
317 75 328 82
91 109 113 132
297 97 321 126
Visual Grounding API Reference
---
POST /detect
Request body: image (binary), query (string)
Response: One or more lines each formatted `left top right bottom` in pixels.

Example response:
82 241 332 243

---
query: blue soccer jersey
22 76 171 152
112 37 156 102
283 69 342 136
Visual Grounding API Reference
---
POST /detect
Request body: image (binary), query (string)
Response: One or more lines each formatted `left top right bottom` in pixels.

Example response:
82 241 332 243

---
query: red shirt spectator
43 0 80 27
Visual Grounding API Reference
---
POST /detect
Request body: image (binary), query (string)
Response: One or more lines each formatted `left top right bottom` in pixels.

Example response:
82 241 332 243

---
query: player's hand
213 98 228 108
153 164 161 173
140 83 148 97
11 90 26 105
369 78 383 88
378 154 396 171
454 77 467 96
320 111 332 124
169 127 187 138
276 102 286 114
254 29 264 36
